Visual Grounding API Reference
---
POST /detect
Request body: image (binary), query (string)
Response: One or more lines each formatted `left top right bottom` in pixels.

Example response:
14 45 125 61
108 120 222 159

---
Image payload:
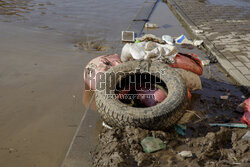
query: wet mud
92 96 249 166
74 39 113 52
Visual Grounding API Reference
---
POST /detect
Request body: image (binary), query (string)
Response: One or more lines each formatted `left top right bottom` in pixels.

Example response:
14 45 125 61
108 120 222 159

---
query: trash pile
83 30 249 166
85 33 204 102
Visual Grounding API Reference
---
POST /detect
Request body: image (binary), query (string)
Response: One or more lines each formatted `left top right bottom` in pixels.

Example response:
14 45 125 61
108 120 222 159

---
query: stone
242 131 250 140
178 151 193 158
220 95 229 100
141 137 166 153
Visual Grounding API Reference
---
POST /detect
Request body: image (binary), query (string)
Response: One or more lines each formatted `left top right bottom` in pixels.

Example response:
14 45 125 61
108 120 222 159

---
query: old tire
95 60 187 130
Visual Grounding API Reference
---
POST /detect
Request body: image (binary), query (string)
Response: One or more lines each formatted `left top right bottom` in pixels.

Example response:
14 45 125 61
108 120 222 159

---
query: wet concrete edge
165 0 250 87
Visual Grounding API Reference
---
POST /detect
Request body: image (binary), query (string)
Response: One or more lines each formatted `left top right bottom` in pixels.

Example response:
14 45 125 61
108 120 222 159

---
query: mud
74 39 113 52
92 106 249 167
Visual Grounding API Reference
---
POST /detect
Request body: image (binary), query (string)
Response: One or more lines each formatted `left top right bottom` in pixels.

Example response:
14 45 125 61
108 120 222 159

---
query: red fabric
241 98 250 125
169 53 203 76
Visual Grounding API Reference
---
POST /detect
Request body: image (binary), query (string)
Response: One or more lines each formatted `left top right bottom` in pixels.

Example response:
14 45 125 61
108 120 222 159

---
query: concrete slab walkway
166 0 250 87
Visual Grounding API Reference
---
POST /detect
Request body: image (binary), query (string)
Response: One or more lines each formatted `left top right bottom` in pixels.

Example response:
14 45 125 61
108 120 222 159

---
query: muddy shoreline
92 96 249 166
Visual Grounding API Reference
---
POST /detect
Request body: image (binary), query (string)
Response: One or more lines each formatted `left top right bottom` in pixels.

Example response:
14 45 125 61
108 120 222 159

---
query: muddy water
0 0 143 167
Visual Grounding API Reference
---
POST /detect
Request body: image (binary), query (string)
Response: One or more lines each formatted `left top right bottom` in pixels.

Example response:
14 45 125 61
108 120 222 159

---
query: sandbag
84 54 122 90
241 98 250 125
169 53 203 76
121 41 177 62
174 68 202 91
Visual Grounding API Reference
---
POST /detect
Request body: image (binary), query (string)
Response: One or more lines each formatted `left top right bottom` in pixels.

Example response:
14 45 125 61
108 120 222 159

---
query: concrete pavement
166 0 250 87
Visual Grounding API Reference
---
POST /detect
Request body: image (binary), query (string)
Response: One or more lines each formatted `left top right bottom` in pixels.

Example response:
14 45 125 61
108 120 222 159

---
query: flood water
0 0 143 167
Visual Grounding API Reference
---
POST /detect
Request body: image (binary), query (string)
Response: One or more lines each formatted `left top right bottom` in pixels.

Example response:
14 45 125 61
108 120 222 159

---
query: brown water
0 0 143 166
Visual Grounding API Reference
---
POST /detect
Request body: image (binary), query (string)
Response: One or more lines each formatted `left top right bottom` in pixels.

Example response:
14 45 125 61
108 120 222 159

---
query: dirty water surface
0 0 143 167
91 2 250 167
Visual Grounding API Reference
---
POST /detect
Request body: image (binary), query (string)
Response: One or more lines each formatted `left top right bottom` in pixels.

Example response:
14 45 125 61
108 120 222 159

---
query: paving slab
165 0 250 87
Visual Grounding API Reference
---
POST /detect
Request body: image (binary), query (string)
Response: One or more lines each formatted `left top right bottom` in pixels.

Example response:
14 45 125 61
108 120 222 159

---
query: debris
241 98 250 125
121 31 135 42
175 35 193 45
178 110 200 124
84 54 122 90
145 22 158 29
241 131 250 140
137 85 167 107
102 122 112 129
178 151 193 158
202 60 210 66
174 124 186 136
193 29 204 34
193 40 203 46
220 95 229 100
162 35 174 45
169 53 203 76
136 34 165 44
135 40 141 43
141 137 166 153
120 41 177 62
209 123 247 128
175 35 203 47
175 69 202 91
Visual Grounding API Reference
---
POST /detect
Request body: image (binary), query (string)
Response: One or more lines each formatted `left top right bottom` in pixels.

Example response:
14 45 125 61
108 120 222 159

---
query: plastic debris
174 124 186 136
209 123 247 128
193 40 203 46
145 22 158 29
121 41 177 62
202 60 210 66
178 151 193 158
135 40 141 43
162 35 174 45
193 29 204 34
141 137 166 153
121 31 135 42
102 122 112 129
175 35 193 45
241 98 250 125
220 95 229 100
242 131 250 140
175 35 203 47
